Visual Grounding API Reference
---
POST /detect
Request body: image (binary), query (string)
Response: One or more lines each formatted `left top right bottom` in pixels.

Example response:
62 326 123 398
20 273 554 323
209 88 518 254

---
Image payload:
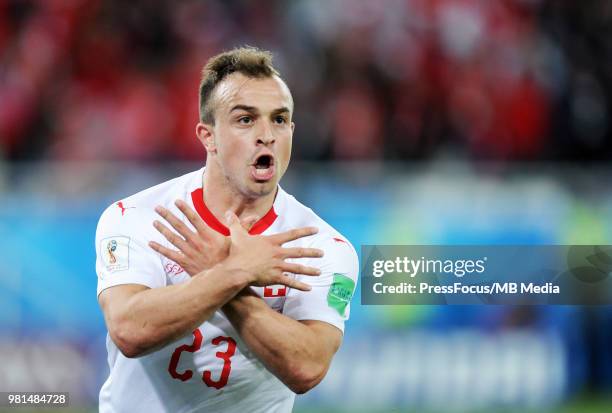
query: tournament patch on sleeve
99 236 131 274
327 273 356 317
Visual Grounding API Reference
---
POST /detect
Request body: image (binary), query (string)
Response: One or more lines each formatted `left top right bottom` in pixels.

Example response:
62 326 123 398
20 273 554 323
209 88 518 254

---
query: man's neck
202 166 277 225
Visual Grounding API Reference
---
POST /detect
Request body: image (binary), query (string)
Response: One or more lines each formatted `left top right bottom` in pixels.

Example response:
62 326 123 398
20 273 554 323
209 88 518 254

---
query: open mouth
251 154 276 181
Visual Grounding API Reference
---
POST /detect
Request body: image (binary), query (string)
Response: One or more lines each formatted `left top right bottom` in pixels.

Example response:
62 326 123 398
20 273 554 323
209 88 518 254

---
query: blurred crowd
1 0 612 162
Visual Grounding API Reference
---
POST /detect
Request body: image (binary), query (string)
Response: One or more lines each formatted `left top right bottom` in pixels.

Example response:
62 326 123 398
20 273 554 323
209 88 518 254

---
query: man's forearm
104 264 249 357
222 290 340 394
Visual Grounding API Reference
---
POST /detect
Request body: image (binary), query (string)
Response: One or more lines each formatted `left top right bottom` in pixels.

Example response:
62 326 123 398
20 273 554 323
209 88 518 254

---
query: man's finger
175 200 210 236
276 276 312 292
280 262 321 276
155 205 197 244
153 220 191 253
225 210 247 236
149 241 183 263
281 247 324 259
268 227 319 244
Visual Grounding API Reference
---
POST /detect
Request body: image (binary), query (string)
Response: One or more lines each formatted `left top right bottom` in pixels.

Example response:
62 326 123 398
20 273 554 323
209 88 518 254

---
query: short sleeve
95 202 165 297
282 235 359 333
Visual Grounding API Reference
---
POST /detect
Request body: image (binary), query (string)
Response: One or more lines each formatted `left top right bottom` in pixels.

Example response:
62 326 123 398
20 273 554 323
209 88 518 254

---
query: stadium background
1 0 612 412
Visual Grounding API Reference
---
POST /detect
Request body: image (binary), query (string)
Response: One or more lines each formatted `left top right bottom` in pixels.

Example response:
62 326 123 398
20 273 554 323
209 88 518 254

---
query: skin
198 73 294 219
98 72 343 394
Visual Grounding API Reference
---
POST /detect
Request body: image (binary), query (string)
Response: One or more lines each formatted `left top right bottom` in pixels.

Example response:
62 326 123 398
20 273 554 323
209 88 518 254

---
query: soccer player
95 47 359 412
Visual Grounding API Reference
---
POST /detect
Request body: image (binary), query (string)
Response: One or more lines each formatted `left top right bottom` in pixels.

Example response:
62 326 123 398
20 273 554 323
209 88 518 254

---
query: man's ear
196 122 217 154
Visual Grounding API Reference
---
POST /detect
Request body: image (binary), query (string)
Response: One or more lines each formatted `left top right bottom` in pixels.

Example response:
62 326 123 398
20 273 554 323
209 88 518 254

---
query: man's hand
223 211 323 292
148 200 257 276
148 202 323 292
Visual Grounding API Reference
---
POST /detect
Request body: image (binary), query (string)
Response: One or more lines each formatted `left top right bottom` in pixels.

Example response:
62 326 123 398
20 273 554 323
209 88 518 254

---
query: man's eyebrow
230 105 258 114
229 105 291 116
271 107 291 115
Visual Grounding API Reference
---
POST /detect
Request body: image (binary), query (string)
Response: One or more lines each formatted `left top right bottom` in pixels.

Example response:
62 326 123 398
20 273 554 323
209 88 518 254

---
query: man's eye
238 116 252 124
274 116 287 124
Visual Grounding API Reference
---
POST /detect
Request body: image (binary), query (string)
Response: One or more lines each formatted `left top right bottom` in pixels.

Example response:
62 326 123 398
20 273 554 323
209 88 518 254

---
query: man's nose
256 123 275 145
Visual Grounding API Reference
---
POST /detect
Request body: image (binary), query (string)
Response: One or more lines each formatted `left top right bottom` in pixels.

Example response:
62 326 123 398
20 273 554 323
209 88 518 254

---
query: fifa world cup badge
107 240 117 264
100 236 130 273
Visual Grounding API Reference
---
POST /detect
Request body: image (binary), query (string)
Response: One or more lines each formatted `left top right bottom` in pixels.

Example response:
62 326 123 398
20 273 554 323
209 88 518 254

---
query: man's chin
246 179 277 197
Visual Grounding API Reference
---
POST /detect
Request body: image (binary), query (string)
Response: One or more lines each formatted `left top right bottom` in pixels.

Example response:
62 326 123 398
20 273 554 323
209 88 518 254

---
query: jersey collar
190 187 279 236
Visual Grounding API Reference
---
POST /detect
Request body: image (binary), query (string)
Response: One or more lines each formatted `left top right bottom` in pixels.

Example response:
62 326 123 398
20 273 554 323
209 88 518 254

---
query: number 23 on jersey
168 329 237 390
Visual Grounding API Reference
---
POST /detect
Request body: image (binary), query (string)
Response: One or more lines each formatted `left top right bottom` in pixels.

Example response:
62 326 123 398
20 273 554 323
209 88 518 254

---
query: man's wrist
223 287 263 316
189 262 251 294
216 260 253 290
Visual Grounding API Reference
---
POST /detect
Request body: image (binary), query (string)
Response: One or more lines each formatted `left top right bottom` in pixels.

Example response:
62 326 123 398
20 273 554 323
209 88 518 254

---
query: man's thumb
225 211 243 234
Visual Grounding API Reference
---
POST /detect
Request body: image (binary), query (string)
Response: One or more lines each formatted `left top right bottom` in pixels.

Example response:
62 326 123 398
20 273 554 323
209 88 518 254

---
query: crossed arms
98 200 343 394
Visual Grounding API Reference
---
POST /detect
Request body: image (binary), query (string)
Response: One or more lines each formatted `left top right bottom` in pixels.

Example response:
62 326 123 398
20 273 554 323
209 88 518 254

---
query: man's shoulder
278 188 357 255
97 168 203 229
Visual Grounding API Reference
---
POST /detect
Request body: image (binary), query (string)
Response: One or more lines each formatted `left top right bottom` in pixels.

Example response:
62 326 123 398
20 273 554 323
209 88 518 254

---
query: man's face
199 72 294 199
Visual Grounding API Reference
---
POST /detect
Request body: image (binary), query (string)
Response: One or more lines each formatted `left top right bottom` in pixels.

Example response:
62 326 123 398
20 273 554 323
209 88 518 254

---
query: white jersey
95 168 359 413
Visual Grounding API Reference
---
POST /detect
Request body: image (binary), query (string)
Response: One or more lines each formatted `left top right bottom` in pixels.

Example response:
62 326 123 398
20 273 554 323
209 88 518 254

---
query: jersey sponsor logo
100 236 130 273
116 201 135 216
327 273 355 317
264 285 287 297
